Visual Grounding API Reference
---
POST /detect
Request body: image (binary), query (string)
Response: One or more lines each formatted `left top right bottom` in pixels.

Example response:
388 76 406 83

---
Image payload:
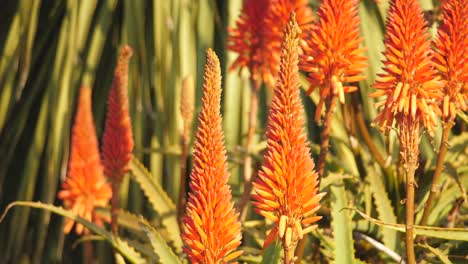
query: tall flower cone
228 0 315 221
369 0 443 262
57 86 112 235
299 0 367 181
102 45 134 234
420 0 468 226
252 14 324 264
182 49 243 263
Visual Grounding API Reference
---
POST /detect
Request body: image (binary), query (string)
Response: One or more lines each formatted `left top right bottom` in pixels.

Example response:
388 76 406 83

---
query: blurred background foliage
0 0 466 263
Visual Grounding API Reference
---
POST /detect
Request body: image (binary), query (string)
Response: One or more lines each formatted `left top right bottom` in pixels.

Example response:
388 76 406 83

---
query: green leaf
367 167 399 251
352 208 468 241
331 183 356 264
0 201 146 264
129 158 182 250
417 243 452 264
139 220 181 264
260 241 282 264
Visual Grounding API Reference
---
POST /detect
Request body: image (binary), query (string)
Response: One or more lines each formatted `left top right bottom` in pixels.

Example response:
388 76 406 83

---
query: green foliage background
0 0 466 263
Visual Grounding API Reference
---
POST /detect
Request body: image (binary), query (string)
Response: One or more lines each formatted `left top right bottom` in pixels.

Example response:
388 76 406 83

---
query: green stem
420 122 452 226
317 95 338 182
237 78 259 220
405 160 417 264
111 180 120 235
400 120 419 264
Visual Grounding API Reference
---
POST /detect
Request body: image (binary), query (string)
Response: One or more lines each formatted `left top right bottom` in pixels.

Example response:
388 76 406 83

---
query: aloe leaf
139 220 181 264
417 243 452 264
367 167 399 251
331 183 356 264
0 201 146 264
129 157 183 250
260 241 282 264
352 208 468 241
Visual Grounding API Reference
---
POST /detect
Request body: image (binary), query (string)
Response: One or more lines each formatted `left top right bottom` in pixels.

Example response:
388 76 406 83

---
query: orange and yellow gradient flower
182 49 242 263
228 0 314 88
370 0 443 136
252 15 324 259
57 87 112 235
300 0 367 121
433 0 468 122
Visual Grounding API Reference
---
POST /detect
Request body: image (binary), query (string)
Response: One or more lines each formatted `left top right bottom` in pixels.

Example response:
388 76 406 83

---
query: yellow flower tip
182 49 242 263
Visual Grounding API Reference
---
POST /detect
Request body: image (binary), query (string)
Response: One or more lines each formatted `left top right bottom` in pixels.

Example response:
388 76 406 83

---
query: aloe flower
182 49 242 263
228 0 314 88
433 0 468 122
252 15 324 263
58 87 112 235
370 0 443 262
300 0 367 120
102 45 134 182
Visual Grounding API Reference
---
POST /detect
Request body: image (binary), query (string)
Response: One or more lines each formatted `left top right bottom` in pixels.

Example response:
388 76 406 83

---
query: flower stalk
102 45 134 235
370 0 444 262
252 14 324 264
181 49 242 263
420 0 468 227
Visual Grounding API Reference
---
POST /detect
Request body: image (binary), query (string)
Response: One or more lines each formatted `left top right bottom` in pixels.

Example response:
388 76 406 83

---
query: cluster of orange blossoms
370 0 443 136
433 0 468 122
228 0 314 88
181 49 243 263
300 0 367 120
58 46 134 235
252 15 324 256
57 87 112 234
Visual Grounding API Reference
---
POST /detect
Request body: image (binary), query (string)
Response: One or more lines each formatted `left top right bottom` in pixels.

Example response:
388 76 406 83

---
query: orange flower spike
182 49 242 263
228 0 314 88
227 0 273 86
300 0 367 113
433 0 468 122
102 45 134 182
252 14 324 256
57 87 112 235
370 0 444 136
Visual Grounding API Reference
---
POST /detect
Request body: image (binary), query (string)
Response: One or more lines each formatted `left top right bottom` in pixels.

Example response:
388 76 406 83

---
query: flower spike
228 0 314 88
252 14 324 260
182 49 242 263
433 0 468 122
300 0 367 118
102 45 134 182
58 86 112 235
370 0 443 136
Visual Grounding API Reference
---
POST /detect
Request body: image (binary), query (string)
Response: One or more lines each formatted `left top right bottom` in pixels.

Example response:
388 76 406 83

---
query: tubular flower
102 45 134 182
57 87 112 235
300 0 367 120
300 0 366 93
370 0 444 136
182 49 243 263
228 0 314 88
252 16 324 254
433 0 468 122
